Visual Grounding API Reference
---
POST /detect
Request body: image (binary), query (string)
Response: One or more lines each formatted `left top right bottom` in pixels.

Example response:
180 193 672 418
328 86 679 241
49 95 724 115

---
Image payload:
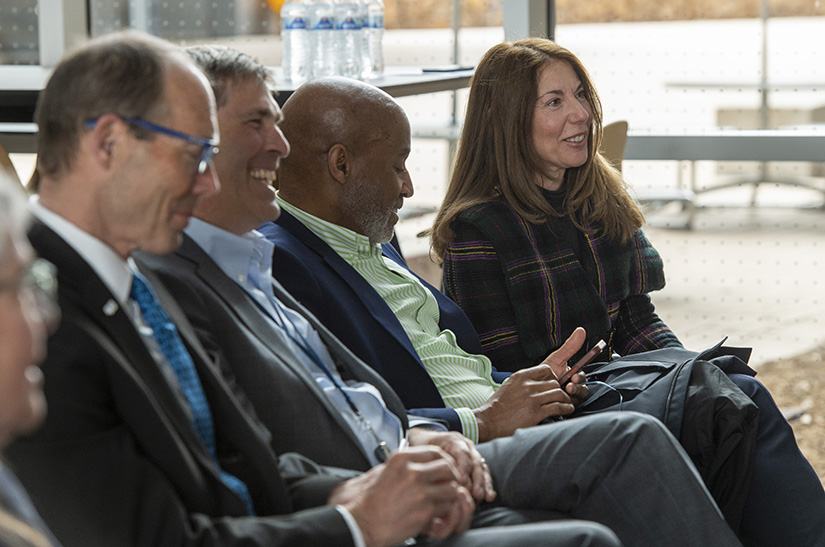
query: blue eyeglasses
86 116 219 174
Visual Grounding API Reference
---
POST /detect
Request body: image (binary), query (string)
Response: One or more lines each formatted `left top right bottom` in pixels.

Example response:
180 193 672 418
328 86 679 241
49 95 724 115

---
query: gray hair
0 173 30 260
185 45 274 107
35 30 187 179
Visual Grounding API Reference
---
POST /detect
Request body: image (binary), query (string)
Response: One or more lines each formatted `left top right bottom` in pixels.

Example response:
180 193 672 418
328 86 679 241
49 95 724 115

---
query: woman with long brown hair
431 38 678 371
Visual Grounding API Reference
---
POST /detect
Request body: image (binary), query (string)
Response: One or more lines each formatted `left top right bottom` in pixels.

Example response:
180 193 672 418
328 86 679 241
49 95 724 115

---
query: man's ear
87 114 125 170
327 143 350 185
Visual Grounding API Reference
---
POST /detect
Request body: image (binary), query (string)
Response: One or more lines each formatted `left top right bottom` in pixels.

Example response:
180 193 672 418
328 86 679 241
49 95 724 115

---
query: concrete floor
644 202 823 367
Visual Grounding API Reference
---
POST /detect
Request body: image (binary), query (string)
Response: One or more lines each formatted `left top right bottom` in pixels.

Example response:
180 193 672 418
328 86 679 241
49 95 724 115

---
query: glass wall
0 0 38 64
89 0 278 40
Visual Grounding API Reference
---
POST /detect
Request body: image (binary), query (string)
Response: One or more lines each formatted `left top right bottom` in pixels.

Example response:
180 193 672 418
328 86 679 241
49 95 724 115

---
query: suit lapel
271 278 410 428
278 211 423 363
29 223 226 479
175 236 393 454
141 261 290 513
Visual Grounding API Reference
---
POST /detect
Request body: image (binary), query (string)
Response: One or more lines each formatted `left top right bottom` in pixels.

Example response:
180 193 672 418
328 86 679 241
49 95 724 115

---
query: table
625 129 825 228
0 123 37 154
271 66 473 105
0 65 474 153
666 81 825 93
625 129 825 162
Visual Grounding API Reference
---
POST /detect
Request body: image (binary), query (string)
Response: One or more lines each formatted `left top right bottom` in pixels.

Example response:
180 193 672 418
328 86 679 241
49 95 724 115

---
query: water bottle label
285 17 308 30
337 17 360 30
367 14 383 29
314 17 334 30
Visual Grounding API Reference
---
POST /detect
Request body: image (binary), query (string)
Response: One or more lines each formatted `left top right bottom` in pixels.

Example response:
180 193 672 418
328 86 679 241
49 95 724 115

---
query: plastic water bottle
311 0 336 78
280 1 311 84
333 0 362 79
361 0 384 78
356 0 369 76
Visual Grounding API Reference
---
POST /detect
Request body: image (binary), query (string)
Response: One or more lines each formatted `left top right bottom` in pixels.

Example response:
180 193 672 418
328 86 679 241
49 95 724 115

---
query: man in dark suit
141 46 743 547
6 31 555 547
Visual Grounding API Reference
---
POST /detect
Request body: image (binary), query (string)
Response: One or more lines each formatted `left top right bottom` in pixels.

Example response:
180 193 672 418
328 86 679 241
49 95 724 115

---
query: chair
600 120 629 173
601 120 695 229
0 143 22 187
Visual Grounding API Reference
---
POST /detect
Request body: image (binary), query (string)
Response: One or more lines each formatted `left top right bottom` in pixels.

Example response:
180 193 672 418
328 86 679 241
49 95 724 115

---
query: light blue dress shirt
185 218 404 466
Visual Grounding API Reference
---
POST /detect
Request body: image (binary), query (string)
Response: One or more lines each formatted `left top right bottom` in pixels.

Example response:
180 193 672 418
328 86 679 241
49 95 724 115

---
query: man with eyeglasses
7 30 580 547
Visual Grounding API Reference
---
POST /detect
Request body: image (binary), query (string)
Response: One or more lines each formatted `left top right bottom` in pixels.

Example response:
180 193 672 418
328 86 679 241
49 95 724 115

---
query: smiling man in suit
138 45 745 547
4 31 560 547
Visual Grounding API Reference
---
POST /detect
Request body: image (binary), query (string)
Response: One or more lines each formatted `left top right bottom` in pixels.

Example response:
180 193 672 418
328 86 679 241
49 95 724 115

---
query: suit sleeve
442 219 535 372
5 313 355 547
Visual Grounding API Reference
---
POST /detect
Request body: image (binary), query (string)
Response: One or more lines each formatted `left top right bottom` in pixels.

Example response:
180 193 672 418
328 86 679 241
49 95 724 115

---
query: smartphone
558 339 607 386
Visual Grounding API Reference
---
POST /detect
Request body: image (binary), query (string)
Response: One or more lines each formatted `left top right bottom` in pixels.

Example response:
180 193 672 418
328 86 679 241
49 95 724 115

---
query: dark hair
185 45 274 107
431 38 643 259
35 30 184 179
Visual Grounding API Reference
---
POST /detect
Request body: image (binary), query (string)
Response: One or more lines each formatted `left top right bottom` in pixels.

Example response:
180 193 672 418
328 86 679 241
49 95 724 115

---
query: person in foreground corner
0 174 61 547
2 30 609 547
428 38 825 547
261 69 823 546
138 44 742 547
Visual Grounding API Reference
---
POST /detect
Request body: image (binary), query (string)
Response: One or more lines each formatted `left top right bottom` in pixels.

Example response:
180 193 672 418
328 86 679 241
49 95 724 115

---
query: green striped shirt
279 199 500 443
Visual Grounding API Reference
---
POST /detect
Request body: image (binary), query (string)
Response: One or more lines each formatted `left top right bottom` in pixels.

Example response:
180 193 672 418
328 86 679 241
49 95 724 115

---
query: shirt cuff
408 417 448 431
335 505 366 547
453 407 480 444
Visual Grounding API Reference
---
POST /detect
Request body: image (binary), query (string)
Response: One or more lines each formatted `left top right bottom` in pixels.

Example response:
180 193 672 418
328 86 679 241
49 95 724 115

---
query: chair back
600 120 629 173
0 143 22 186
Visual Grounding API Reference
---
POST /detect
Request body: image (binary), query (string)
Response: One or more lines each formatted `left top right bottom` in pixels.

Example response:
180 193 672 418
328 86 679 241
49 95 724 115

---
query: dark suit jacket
136 234 413 472
6 221 356 547
0 463 61 546
259 212 510 432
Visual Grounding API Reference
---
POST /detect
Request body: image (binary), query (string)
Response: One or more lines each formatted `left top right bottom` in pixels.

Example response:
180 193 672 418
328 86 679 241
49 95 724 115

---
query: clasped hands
328 428 494 547
328 327 591 546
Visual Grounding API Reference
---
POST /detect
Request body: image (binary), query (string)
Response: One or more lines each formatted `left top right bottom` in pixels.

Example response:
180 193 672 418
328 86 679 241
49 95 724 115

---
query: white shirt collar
29 195 135 306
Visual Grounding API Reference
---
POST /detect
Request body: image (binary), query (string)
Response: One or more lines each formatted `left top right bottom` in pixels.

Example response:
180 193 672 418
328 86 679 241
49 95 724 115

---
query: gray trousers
430 520 621 547
472 411 742 546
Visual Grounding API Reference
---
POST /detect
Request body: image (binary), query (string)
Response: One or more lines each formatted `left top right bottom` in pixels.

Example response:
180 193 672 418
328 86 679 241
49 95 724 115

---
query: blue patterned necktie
129 272 255 515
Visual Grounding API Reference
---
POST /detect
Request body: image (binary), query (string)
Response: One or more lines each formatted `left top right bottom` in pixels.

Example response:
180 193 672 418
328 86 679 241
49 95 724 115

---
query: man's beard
340 179 400 246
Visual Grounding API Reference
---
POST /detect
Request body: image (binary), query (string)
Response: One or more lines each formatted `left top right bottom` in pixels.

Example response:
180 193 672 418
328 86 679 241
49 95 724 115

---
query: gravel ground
754 345 825 485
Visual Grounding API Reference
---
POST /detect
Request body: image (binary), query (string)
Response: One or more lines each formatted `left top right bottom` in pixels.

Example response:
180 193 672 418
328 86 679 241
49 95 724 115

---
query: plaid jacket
442 199 681 372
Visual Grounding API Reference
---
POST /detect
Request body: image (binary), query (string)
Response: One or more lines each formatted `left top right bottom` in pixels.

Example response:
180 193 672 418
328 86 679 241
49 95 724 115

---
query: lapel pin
103 299 119 316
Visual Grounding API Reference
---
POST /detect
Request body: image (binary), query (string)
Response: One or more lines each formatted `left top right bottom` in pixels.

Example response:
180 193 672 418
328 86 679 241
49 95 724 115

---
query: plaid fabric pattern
442 199 681 372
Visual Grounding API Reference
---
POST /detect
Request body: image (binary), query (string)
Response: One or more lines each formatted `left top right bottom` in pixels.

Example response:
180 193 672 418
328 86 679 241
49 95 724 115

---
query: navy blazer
260 211 510 432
